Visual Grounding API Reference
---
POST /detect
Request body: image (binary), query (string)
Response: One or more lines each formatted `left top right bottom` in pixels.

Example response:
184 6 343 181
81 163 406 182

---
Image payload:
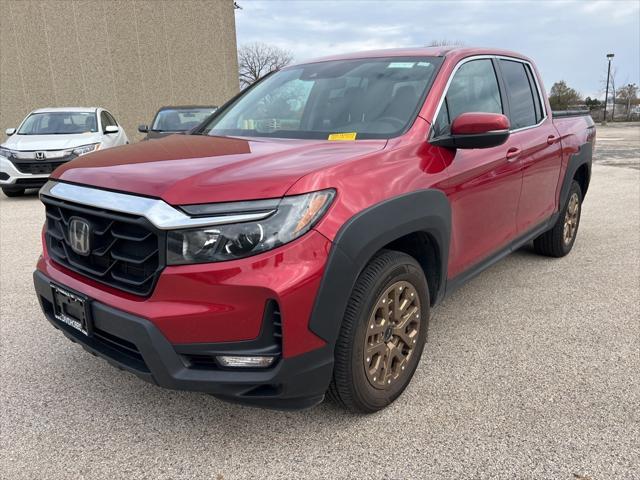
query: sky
235 0 640 99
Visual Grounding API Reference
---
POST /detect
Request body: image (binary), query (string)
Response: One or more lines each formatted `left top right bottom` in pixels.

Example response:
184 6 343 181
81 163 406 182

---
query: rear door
433 57 524 279
497 59 562 233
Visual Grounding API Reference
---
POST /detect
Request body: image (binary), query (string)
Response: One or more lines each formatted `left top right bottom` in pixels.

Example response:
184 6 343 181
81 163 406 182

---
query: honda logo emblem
68 218 91 256
35 151 46 160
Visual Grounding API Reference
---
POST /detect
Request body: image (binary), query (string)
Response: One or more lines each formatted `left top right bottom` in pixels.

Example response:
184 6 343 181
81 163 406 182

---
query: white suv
0 107 128 197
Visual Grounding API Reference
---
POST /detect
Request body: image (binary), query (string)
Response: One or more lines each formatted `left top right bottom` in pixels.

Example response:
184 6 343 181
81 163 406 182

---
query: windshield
17 112 97 135
197 57 442 140
152 108 217 132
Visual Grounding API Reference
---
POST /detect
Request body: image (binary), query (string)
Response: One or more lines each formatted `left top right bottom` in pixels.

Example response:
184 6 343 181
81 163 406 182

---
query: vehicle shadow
0 189 41 202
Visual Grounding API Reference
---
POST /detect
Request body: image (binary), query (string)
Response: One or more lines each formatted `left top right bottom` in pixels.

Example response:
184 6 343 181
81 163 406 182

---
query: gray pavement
593 122 640 170
1 124 639 479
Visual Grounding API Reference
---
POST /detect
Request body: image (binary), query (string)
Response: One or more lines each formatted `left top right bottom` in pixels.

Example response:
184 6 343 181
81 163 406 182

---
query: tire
328 249 430 413
2 187 25 197
533 180 583 257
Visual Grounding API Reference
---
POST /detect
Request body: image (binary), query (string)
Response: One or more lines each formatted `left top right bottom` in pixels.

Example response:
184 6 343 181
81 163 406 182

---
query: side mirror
5 128 16 136
138 124 149 133
431 112 510 149
104 125 119 134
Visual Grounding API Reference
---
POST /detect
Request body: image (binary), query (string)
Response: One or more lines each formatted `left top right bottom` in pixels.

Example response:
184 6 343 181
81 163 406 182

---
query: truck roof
291 46 533 67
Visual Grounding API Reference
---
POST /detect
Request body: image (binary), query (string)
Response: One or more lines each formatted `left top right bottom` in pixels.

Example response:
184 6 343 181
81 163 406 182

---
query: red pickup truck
34 47 595 412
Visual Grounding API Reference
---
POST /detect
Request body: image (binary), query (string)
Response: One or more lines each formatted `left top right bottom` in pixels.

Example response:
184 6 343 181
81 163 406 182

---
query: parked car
33 47 595 412
0 107 128 197
138 105 217 140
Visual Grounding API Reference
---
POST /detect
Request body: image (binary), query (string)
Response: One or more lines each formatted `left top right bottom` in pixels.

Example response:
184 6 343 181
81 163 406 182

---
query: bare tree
617 83 638 120
238 42 293 89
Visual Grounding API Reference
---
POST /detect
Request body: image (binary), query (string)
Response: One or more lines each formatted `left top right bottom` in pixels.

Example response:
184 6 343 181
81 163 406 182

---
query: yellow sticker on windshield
328 132 357 141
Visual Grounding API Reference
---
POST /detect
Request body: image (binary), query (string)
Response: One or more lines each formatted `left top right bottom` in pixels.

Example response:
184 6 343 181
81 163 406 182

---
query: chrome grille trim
41 181 276 230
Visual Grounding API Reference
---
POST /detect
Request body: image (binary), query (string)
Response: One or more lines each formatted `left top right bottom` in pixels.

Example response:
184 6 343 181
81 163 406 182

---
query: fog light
217 355 275 368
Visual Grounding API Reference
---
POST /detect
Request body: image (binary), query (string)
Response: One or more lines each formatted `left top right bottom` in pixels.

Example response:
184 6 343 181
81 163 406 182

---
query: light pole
603 53 614 124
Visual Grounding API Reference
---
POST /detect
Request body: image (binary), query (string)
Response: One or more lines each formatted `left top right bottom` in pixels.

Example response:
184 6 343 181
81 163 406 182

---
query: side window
104 111 117 126
100 111 109 132
499 60 538 129
433 59 502 136
524 64 544 123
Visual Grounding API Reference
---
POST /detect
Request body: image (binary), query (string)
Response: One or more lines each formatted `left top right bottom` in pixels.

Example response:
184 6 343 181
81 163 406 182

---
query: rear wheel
2 187 25 198
533 180 582 257
328 250 430 413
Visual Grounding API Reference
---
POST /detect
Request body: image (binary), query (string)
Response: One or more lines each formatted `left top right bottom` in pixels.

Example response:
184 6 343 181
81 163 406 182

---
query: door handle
547 135 557 145
506 147 521 161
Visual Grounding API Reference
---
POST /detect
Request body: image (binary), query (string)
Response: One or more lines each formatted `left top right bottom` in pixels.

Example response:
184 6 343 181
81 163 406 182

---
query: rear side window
433 59 503 137
499 60 539 129
524 65 544 123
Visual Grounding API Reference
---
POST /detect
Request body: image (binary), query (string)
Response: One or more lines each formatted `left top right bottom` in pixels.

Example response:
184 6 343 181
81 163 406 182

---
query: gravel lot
1 124 639 479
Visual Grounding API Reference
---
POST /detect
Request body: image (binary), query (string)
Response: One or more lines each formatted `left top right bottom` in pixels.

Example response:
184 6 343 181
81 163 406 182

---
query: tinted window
524 65 544 123
199 57 442 140
100 111 110 132
433 59 502 136
500 60 538 128
104 111 117 126
17 112 98 135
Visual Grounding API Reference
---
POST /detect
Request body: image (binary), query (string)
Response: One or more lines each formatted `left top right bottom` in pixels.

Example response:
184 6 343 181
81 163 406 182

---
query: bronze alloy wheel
363 280 421 389
532 181 582 258
563 192 580 245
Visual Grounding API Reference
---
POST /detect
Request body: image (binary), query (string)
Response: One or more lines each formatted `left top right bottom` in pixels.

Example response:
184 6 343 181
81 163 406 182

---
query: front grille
15 178 48 187
42 194 165 296
9 152 75 175
14 161 67 174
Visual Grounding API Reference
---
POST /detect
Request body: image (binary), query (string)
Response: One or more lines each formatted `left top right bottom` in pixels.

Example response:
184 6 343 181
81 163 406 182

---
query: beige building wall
0 0 238 141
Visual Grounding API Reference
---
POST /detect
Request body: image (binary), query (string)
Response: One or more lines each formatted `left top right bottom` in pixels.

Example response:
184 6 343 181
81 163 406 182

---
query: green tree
548 81 582 110
584 97 602 111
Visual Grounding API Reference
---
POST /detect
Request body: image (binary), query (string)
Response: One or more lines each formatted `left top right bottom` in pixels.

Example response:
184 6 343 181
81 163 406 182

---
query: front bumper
34 270 334 409
0 156 50 188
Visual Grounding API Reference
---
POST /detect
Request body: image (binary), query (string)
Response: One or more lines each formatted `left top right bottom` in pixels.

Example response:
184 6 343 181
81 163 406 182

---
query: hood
52 134 387 205
3 132 103 151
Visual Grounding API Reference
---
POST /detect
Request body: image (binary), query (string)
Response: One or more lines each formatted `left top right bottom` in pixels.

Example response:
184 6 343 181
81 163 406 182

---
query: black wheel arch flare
308 189 451 345
560 141 592 208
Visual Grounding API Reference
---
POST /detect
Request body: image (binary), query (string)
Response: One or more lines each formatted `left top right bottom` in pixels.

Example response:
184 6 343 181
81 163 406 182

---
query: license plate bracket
51 283 92 336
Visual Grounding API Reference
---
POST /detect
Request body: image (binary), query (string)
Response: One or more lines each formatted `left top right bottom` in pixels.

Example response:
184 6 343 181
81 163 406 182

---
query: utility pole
603 53 614 124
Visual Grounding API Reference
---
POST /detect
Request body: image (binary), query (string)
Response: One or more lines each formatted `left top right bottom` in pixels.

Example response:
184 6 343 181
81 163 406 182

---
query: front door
431 57 524 279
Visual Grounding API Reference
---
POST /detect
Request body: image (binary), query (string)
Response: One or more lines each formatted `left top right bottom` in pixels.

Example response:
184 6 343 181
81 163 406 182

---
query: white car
0 107 128 197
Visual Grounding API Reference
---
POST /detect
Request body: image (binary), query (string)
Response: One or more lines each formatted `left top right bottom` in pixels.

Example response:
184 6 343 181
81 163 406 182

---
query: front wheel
533 180 583 257
328 250 430 413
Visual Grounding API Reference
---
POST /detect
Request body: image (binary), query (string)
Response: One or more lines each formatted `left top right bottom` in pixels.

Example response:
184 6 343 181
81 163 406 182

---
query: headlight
73 143 100 156
0 147 16 158
167 189 335 265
